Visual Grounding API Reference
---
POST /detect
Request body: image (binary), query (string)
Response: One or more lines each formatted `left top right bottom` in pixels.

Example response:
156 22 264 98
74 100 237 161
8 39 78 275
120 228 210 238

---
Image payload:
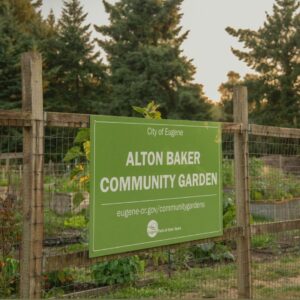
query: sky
41 0 276 102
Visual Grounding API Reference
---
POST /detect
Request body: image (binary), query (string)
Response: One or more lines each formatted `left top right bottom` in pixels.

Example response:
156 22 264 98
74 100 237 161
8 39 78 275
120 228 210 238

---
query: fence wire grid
0 123 300 299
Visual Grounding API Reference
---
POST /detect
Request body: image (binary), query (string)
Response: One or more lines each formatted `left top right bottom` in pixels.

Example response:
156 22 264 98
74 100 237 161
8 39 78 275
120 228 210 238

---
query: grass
253 255 300 299
255 284 300 299
253 254 300 279
43 255 300 299
95 264 237 299
80 254 300 299
251 234 276 249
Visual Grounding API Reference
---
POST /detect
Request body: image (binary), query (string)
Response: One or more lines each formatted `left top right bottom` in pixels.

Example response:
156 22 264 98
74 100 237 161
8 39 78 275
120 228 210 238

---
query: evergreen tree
44 0 108 113
0 2 22 109
218 71 270 123
218 71 241 122
41 10 60 107
226 0 300 127
96 0 211 119
0 0 46 109
10 0 47 46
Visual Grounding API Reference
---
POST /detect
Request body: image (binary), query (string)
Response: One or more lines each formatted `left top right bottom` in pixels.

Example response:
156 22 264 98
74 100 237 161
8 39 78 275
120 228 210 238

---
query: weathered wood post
20 52 44 299
234 86 252 299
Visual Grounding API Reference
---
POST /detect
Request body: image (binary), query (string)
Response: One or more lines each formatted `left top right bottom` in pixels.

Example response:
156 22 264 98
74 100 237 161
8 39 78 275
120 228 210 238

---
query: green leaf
132 106 146 115
63 146 83 162
74 129 90 144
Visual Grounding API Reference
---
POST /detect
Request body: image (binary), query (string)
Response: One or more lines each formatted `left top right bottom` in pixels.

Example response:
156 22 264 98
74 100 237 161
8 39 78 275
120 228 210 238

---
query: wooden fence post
20 52 44 299
234 86 252 299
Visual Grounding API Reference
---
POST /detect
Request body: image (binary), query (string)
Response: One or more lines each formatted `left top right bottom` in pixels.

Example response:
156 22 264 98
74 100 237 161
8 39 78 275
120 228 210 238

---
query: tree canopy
226 0 300 127
0 0 225 120
96 0 211 119
43 0 108 113
0 0 46 109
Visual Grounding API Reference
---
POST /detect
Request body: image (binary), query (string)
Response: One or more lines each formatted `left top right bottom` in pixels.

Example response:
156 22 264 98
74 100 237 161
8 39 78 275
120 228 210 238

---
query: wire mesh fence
39 129 239 299
251 230 300 299
0 118 300 299
38 128 237 298
0 125 23 298
249 135 300 222
44 127 88 239
248 134 300 299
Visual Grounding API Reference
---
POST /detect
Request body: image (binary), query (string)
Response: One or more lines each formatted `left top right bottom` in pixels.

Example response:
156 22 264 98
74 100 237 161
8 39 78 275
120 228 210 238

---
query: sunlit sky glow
41 0 276 101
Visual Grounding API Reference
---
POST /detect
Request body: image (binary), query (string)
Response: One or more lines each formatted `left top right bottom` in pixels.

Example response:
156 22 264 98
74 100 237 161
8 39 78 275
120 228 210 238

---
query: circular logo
147 220 158 238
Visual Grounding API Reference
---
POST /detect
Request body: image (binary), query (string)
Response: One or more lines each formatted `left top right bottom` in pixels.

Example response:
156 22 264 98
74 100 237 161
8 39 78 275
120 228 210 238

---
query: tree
10 0 45 38
41 10 59 102
226 0 300 127
218 71 241 122
0 0 46 109
43 0 108 113
96 0 211 119
218 71 273 123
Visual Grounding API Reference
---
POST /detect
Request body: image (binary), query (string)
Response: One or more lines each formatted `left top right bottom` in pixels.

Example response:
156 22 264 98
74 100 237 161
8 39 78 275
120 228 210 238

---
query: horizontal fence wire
40 129 238 299
44 127 88 240
43 126 89 297
251 230 300 299
39 128 299 299
249 135 300 222
1 117 300 299
249 133 300 299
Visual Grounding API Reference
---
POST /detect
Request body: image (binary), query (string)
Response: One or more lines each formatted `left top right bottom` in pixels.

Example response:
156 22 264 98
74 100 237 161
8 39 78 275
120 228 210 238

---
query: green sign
89 115 222 257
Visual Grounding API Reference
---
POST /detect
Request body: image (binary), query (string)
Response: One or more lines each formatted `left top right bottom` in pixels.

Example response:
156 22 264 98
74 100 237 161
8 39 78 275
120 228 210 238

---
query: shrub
190 243 234 263
91 256 144 286
44 269 75 290
250 165 300 201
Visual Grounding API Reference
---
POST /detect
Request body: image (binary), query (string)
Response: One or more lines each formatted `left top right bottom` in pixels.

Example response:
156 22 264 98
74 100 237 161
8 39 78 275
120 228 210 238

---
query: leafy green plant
223 193 236 228
223 157 300 202
64 215 87 229
222 159 234 187
190 242 234 263
0 258 19 297
64 128 90 191
170 248 193 270
190 195 236 263
251 234 275 249
43 287 65 299
54 176 81 193
91 256 144 286
133 101 161 119
148 251 169 269
44 269 75 290
250 165 300 201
